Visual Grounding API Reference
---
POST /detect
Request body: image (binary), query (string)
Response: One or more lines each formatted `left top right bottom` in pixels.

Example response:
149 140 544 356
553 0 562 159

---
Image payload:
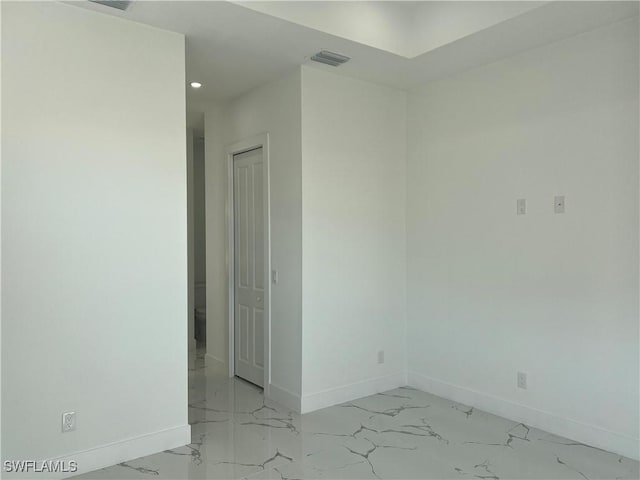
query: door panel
253 163 264 290
254 308 264 368
234 147 265 387
239 305 250 362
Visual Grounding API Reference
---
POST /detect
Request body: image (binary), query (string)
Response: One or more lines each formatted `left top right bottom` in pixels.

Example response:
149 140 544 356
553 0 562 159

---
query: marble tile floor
76 349 638 480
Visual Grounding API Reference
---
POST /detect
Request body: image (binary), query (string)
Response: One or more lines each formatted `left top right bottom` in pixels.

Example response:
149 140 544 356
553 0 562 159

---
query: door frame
226 133 271 395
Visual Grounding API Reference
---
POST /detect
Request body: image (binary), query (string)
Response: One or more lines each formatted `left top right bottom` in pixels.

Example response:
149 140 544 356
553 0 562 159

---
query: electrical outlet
517 198 526 215
377 350 385 364
62 412 76 432
517 372 527 390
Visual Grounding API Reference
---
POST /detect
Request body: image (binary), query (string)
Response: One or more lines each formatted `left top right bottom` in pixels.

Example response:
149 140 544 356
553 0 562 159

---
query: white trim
205 353 227 375
408 371 640 461
268 383 302 413
35 425 190 480
301 372 407 414
225 134 271 396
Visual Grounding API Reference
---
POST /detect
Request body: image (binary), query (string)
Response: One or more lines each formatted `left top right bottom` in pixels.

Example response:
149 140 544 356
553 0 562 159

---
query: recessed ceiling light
190 82 202 89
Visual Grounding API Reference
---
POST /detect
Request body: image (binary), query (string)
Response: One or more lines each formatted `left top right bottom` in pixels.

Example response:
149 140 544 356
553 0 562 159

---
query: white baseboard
268 383 302 413
205 353 227 375
7 425 192 480
408 371 639 461
301 372 407 414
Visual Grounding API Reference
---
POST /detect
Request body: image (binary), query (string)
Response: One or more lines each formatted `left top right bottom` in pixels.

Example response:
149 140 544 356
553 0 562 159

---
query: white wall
1 2 189 474
406 18 639 459
300 67 407 412
205 70 303 407
203 104 229 372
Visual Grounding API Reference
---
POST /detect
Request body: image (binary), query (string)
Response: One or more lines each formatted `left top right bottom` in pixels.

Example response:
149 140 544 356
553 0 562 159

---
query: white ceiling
238 1 546 58
72 0 638 127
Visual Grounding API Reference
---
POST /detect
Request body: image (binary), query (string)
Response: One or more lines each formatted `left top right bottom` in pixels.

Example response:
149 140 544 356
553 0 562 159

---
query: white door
234 147 265 387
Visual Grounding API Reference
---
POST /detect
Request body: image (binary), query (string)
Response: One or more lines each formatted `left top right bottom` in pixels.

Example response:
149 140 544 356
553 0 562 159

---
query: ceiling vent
310 50 350 67
89 0 131 10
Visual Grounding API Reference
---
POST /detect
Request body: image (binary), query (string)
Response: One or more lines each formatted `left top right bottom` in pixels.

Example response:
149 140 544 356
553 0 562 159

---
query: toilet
195 307 206 342
194 282 206 343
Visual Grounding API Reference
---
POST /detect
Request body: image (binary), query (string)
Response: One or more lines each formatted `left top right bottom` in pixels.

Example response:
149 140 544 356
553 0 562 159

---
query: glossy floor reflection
76 349 639 479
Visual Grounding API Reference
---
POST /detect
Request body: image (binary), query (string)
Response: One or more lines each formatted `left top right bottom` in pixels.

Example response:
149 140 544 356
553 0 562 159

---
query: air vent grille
89 0 131 11
310 50 350 67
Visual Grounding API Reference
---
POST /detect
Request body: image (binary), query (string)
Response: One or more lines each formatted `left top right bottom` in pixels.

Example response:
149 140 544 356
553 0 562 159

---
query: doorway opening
227 135 271 393
187 129 207 354
193 136 207 348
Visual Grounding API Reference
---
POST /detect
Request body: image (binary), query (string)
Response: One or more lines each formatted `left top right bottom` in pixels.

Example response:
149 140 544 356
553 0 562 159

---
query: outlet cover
517 372 527 390
62 412 76 432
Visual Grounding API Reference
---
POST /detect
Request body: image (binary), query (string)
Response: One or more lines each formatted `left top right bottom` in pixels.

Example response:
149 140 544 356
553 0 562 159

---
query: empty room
1 1 638 479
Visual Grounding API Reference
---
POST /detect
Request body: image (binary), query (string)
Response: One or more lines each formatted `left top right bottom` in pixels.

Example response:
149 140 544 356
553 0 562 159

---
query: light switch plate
517 199 526 215
554 195 565 214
